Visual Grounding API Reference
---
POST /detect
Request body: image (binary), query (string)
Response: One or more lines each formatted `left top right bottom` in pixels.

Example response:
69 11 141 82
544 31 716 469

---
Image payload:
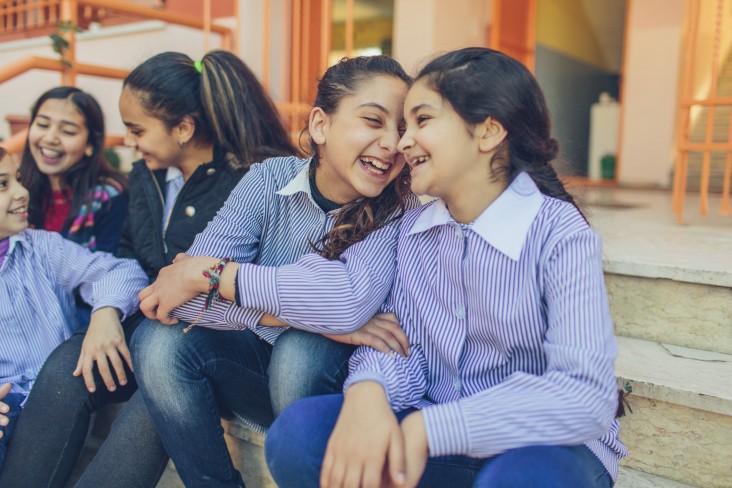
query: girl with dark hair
0 50 296 488
21 86 128 254
263 47 628 488
132 54 419 487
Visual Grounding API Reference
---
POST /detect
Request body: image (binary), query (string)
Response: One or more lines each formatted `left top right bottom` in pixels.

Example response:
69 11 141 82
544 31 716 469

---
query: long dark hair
20 86 127 229
123 50 298 168
309 56 413 259
416 47 583 216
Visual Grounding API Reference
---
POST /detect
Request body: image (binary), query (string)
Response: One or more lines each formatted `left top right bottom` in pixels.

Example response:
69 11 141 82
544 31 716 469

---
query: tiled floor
573 186 732 286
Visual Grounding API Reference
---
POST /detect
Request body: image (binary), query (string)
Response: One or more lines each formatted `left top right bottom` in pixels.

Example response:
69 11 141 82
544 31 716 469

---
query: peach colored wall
393 0 491 75
619 0 684 187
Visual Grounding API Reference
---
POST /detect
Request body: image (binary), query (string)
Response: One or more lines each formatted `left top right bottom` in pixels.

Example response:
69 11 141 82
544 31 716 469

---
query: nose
398 129 413 153
13 180 29 202
42 126 61 144
378 127 400 154
123 131 137 149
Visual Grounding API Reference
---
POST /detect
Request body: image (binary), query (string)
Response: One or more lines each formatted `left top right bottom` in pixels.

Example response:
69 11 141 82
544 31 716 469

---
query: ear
85 145 93 157
476 116 507 153
175 115 196 145
308 107 330 146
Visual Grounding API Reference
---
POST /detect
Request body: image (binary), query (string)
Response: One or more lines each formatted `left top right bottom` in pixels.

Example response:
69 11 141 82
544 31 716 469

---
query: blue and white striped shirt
348 173 627 480
0 229 148 396
173 156 421 343
233 173 627 480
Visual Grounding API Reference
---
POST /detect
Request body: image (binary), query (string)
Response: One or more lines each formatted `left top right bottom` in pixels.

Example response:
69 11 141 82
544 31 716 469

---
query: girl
132 55 418 487
0 50 297 488
0 147 147 470
256 47 626 487
21 86 128 254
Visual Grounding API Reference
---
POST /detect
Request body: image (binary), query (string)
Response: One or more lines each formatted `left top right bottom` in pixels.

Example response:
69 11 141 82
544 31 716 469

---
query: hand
138 254 216 324
0 383 11 438
321 382 406 488
73 307 131 393
397 412 429 488
324 313 410 358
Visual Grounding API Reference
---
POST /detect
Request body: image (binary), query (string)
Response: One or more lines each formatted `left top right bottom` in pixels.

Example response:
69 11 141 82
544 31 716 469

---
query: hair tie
194 60 203 74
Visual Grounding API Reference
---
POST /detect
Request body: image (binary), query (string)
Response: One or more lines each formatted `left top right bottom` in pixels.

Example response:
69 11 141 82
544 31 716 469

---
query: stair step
617 466 699 487
607 273 732 355
615 336 732 488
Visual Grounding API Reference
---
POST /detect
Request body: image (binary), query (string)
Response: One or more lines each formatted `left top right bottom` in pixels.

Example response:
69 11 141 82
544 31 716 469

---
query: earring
179 140 186 147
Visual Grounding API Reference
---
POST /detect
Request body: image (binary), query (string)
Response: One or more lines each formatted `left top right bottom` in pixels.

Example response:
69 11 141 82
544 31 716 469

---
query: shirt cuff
343 372 391 402
236 263 280 316
91 298 135 322
421 401 470 457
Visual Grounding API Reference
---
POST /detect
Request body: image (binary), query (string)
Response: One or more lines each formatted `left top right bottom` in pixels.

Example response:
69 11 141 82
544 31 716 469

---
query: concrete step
615 336 732 488
617 466 698 488
607 273 732 355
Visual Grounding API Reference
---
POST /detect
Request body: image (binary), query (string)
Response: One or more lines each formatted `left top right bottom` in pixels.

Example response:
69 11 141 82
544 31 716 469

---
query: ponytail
124 51 297 170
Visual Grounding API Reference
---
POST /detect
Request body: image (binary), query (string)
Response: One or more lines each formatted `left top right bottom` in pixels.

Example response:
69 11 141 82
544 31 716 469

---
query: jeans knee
269 330 353 415
131 320 191 393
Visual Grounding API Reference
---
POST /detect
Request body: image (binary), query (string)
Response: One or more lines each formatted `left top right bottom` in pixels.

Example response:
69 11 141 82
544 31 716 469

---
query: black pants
0 313 168 488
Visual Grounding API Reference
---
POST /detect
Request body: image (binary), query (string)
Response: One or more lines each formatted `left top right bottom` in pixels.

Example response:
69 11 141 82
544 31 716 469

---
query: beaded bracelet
183 257 232 334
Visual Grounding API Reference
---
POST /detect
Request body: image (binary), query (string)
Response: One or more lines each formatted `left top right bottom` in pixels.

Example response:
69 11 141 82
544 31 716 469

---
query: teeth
410 155 429 166
40 148 63 158
360 157 389 175
9 206 26 214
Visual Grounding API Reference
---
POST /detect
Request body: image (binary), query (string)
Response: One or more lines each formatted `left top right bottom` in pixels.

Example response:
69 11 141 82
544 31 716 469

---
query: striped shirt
0 229 148 396
173 156 420 344
231 172 627 480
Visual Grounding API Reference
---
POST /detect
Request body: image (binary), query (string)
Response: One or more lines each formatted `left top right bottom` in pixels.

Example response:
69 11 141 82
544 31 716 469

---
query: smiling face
398 79 486 201
27 98 91 190
119 87 183 171
0 154 30 239
312 74 408 204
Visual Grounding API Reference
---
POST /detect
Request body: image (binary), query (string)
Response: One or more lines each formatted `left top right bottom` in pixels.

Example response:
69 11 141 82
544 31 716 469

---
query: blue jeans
131 320 354 488
265 394 614 488
0 392 25 471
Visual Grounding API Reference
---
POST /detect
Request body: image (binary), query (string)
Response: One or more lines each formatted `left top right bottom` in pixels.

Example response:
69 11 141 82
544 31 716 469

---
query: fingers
0 383 11 425
388 425 407 487
172 253 189 263
372 316 410 356
0 383 11 399
139 291 158 320
364 324 408 357
78 351 98 393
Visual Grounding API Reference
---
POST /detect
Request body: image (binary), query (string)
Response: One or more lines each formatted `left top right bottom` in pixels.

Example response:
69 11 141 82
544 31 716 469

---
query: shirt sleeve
344 343 429 411
41 232 148 321
171 294 264 330
421 228 619 458
234 220 401 334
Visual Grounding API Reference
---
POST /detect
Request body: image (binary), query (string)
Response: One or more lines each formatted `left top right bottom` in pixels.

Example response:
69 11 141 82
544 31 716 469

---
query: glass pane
330 0 394 66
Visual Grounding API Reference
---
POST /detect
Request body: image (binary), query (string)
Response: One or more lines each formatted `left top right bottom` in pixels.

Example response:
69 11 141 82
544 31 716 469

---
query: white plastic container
588 92 620 180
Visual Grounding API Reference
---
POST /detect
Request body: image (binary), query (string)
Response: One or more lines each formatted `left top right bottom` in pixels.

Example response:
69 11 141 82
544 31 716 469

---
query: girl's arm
420 228 618 459
40 231 148 321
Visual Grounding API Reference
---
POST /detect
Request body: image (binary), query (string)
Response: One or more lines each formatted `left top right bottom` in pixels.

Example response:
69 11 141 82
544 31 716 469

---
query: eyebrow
357 102 390 115
36 114 83 130
122 121 141 128
409 103 436 115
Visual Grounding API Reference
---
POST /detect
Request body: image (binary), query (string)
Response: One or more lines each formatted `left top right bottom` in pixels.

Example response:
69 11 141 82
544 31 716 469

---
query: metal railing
673 0 732 222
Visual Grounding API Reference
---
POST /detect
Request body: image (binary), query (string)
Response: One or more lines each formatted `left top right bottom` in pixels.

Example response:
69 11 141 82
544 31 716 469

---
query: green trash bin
601 154 616 180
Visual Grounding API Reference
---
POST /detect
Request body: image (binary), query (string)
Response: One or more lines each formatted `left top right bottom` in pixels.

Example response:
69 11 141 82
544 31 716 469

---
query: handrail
0 55 128 85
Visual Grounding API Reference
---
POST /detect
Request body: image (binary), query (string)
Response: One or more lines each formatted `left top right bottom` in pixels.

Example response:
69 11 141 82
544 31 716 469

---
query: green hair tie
194 60 203 74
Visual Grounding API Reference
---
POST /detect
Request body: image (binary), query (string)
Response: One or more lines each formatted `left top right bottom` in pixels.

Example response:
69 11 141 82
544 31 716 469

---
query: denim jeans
131 320 354 488
0 313 169 488
0 392 25 471
265 394 615 488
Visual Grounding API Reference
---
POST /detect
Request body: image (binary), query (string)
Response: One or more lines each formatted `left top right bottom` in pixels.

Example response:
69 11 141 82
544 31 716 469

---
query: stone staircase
587 186 732 488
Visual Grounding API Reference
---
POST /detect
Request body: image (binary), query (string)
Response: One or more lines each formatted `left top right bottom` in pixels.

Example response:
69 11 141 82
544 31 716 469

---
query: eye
416 115 430 126
0 179 7 189
398 125 406 136
34 122 49 129
62 130 78 137
130 129 143 137
363 116 382 125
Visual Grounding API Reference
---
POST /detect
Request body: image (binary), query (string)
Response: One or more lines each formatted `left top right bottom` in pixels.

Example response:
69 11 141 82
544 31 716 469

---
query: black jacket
116 155 247 280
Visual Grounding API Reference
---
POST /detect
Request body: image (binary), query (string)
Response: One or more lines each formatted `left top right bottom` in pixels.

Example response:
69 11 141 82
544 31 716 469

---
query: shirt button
454 306 466 319
453 376 461 391
185 206 196 217
455 226 463 239
206 168 216 176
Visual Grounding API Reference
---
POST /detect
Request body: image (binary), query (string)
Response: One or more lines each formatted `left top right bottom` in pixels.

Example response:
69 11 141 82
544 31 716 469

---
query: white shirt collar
407 172 544 261
276 159 312 197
